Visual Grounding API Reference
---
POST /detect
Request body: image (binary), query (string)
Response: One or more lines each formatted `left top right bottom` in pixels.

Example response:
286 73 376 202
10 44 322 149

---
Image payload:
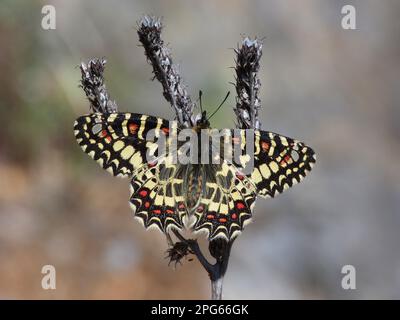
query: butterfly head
195 110 210 129
192 90 230 130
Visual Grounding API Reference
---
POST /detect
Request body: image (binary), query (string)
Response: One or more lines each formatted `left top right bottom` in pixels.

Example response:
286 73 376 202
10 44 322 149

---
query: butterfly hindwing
129 158 187 232
74 112 172 177
192 162 257 240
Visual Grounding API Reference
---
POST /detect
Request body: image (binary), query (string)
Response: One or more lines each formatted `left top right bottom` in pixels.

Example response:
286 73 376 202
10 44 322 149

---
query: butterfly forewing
74 112 187 233
73 113 172 177
250 130 316 198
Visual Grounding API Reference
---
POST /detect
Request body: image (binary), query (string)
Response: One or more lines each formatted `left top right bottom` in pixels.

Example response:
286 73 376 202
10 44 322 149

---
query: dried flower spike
137 15 194 127
166 241 195 267
234 37 263 130
79 58 118 114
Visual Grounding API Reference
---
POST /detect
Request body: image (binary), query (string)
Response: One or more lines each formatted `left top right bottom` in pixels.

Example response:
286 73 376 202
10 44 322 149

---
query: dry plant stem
208 239 234 300
171 229 234 300
136 16 263 300
137 16 194 127
171 229 213 274
211 277 224 300
138 16 262 299
137 15 232 300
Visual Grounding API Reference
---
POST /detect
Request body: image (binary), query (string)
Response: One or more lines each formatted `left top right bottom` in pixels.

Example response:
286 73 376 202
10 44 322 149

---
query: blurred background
0 0 399 299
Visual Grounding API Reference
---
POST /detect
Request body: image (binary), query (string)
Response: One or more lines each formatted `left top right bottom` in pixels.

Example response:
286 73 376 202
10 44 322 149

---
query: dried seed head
234 37 263 130
79 58 118 114
165 241 194 267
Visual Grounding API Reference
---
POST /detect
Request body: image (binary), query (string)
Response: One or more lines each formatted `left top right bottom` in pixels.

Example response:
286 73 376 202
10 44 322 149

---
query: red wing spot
129 123 139 134
166 209 174 214
219 217 227 223
236 202 245 210
206 214 215 220
261 141 270 152
148 161 158 168
235 171 245 180
196 205 204 213
231 213 238 219
100 130 108 138
139 189 148 198
144 201 150 208
161 127 169 135
280 155 292 166
153 209 161 215
178 203 185 210
105 135 112 143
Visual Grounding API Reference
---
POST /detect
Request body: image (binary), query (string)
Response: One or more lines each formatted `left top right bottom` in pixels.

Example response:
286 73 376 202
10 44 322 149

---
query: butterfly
74 110 316 240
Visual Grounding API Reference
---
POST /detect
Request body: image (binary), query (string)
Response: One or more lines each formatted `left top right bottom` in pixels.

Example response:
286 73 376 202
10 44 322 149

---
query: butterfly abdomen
184 165 204 210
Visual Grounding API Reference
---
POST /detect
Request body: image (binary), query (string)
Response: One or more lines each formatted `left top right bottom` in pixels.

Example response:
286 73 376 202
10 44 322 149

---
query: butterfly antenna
199 90 204 114
207 91 230 121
